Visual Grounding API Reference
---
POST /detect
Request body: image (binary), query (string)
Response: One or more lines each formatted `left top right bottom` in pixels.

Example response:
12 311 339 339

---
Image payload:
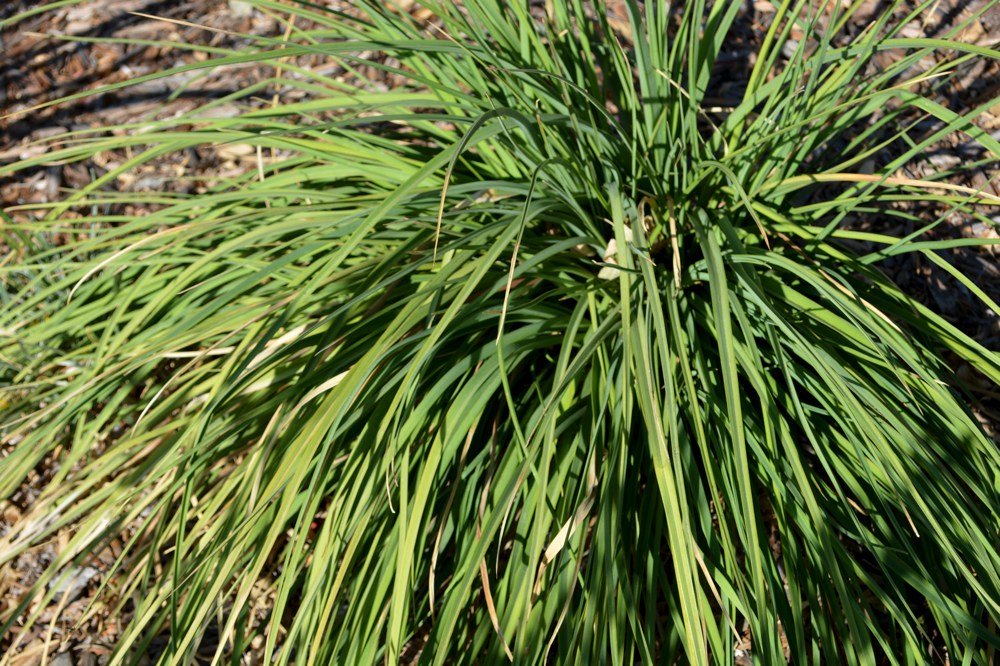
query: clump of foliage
2 0 1000 663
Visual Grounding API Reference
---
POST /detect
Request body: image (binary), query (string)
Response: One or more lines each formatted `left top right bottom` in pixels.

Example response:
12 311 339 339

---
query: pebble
50 653 74 666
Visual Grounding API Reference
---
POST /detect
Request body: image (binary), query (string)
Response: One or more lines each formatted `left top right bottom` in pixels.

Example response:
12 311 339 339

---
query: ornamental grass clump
2 0 1000 663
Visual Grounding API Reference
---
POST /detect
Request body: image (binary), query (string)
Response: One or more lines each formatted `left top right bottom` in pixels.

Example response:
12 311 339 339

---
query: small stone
50 652 74 666
781 39 799 59
230 0 254 17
